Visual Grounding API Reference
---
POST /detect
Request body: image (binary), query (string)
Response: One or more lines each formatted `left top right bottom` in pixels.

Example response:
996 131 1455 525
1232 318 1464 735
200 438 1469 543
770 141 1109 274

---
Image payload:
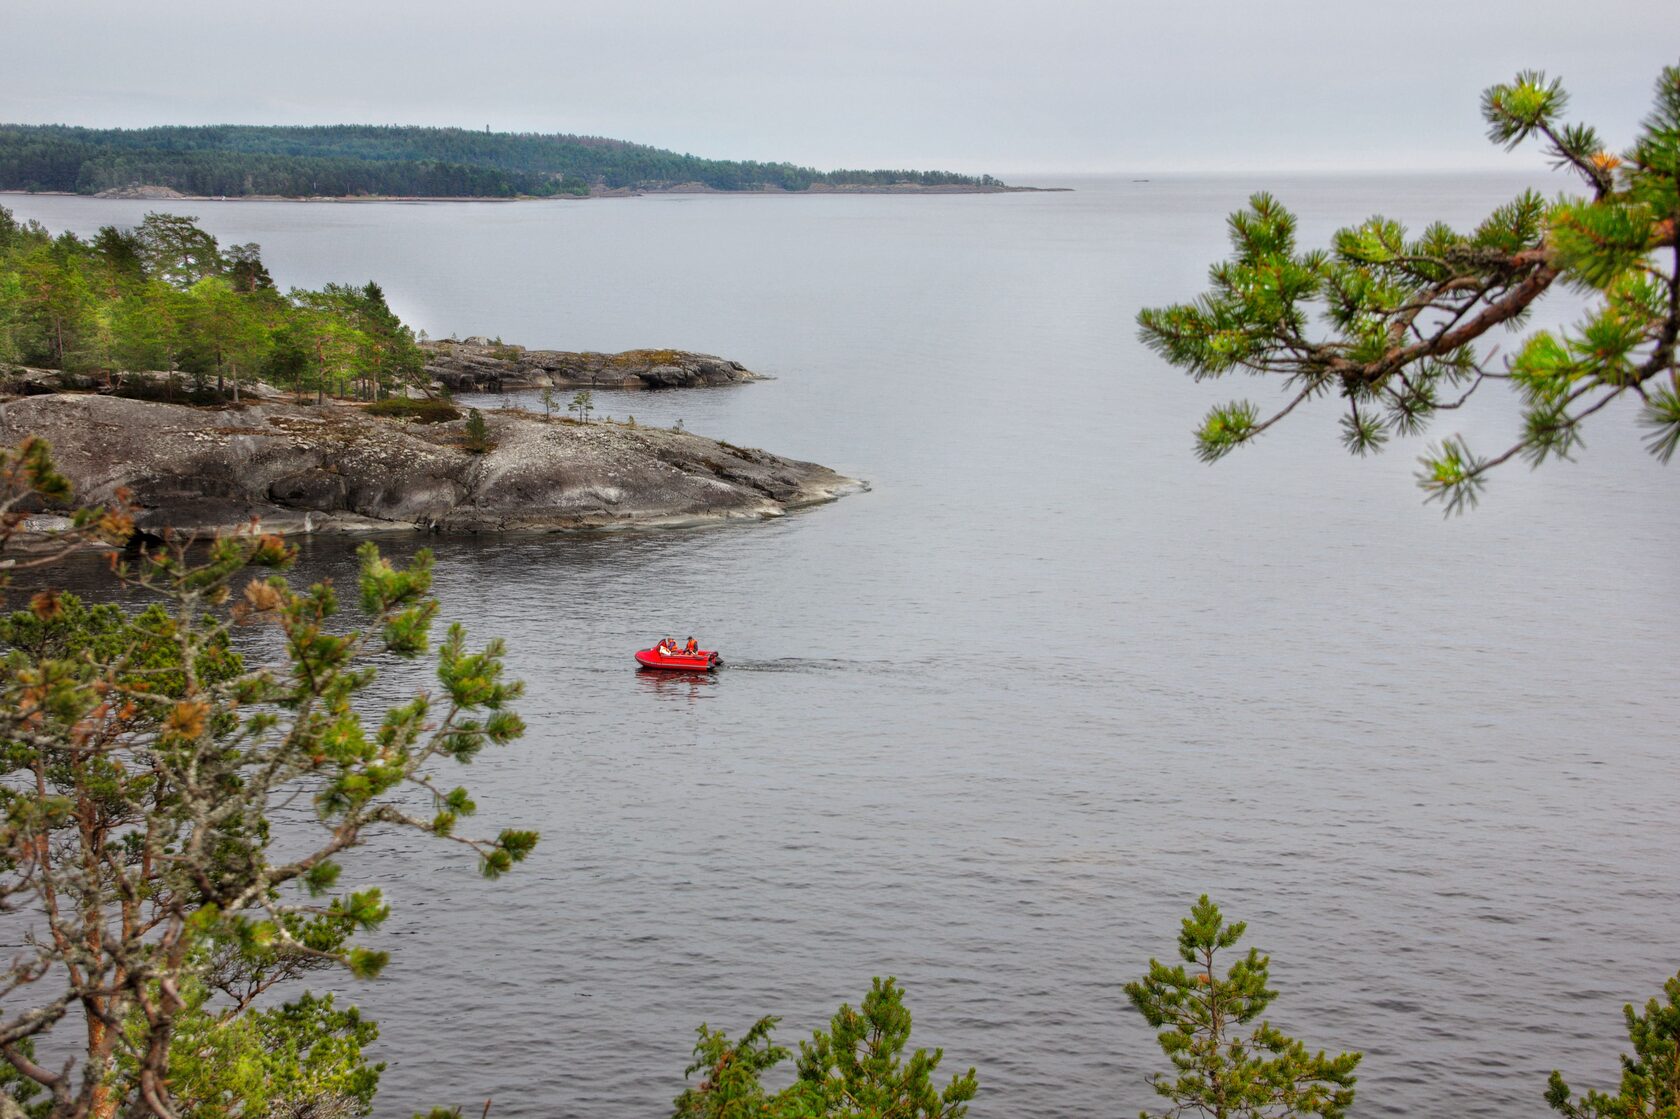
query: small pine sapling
1546 968 1680 1119
463 408 492 453
1126 896 1361 1119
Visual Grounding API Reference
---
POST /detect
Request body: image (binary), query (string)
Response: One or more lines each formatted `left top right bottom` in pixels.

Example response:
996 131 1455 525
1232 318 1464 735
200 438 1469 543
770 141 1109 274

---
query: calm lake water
5 177 1677 1118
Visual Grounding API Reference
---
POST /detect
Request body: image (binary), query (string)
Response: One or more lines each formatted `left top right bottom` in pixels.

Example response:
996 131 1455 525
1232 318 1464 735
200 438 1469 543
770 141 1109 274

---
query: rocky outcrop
1 367 104 394
93 184 192 200
422 341 762 393
0 394 861 537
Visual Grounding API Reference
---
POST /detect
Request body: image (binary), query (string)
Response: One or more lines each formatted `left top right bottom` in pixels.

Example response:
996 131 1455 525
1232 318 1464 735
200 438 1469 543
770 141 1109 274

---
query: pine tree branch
1534 121 1614 199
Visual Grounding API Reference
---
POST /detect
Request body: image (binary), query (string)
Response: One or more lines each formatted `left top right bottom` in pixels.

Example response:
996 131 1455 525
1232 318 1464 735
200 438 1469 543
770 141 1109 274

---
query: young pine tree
1546 969 1680 1119
0 441 537 1119
1125 896 1360 1119
463 408 492 453
673 977 977 1119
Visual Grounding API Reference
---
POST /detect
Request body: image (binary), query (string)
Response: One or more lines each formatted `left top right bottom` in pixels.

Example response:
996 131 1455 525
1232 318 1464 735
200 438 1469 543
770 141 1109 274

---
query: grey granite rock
0 394 861 539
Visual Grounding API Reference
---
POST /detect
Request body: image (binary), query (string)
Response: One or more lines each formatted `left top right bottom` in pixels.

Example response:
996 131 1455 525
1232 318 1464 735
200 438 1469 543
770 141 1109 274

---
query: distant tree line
0 124 1004 197
0 204 426 402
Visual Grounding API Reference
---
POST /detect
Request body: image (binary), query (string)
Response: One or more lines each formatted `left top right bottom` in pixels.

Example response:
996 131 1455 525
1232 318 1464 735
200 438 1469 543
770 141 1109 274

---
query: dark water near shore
7 177 1677 1118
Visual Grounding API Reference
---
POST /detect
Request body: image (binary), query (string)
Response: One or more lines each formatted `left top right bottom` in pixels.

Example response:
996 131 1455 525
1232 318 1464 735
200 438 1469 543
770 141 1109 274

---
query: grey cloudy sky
5 0 1675 174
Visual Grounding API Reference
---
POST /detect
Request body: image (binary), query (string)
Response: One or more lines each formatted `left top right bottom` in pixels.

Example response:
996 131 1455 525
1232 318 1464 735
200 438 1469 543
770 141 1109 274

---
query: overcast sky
4 0 1675 175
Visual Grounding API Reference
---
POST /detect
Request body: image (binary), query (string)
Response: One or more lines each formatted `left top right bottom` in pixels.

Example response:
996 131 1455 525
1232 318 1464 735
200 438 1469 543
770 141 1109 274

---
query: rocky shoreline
37 183 1062 201
3 184 1066 203
1 394 862 539
422 340 762 393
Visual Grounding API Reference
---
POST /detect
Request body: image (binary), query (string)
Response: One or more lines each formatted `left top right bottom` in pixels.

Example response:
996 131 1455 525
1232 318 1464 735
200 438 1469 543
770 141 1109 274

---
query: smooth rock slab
0 394 862 538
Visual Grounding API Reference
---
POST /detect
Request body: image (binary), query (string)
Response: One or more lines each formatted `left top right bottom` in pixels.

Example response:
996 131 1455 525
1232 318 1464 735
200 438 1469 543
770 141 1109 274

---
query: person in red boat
683 637 698 655
657 637 676 656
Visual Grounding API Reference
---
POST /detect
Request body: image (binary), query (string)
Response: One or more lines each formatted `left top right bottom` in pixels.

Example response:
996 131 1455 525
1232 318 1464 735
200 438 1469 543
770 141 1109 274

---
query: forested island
0 123 1023 198
0 205 861 537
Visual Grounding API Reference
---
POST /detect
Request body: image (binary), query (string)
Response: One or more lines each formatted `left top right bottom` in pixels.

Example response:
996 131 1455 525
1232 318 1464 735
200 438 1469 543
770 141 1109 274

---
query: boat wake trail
722 657 919 676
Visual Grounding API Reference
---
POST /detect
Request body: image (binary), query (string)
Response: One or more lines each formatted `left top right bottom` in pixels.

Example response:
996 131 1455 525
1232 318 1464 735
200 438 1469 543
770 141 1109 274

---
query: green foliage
674 978 977 1119
0 442 536 1116
463 408 492 453
789 977 978 1119
1140 65 1680 509
0 123 1003 197
1546 969 1680 1119
0 206 430 401
185 275 270 399
1125 897 1361 1119
135 212 224 289
1196 401 1261 462
569 389 594 423
2 434 75 511
121 980 382 1119
0 1039 52 1119
675 1016 790 1119
365 396 462 423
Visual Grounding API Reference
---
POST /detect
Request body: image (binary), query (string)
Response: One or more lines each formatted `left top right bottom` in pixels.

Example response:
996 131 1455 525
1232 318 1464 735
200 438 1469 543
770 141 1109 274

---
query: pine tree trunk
85 999 116 1119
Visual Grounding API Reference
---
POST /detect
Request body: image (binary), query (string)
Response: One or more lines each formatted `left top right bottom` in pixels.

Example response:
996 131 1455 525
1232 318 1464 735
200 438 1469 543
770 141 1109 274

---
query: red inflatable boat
634 647 722 671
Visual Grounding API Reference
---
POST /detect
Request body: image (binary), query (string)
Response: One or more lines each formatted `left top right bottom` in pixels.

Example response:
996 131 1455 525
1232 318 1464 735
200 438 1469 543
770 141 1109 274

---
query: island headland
1 391 861 539
0 205 860 542
422 339 763 393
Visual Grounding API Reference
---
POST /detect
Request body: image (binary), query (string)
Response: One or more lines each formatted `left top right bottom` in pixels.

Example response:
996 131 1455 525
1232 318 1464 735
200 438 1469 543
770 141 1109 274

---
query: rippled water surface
7 177 1677 1118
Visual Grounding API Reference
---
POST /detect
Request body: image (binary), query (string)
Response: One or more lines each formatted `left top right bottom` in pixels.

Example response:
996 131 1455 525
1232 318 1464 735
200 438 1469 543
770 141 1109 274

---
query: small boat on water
634 647 722 671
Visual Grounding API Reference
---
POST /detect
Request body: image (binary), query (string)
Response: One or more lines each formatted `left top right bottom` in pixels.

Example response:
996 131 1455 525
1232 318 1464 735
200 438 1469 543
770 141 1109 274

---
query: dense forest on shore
0 124 1006 197
0 204 426 402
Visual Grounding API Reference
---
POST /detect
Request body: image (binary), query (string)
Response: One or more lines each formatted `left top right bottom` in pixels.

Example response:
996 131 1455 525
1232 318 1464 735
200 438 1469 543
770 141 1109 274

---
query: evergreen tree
110 281 192 386
0 270 23 366
1125 897 1360 1119
225 241 275 293
569 389 593 423
787 977 979 1118
120 984 383 1119
0 209 436 403
89 226 146 290
1546 969 1680 1119
336 282 424 399
261 316 316 402
0 443 537 1118
16 245 98 370
135 212 225 289
673 978 977 1119
463 408 491 453
288 292 363 404
185 276 270 400
1138 65 1680 510
675 1016 789 1119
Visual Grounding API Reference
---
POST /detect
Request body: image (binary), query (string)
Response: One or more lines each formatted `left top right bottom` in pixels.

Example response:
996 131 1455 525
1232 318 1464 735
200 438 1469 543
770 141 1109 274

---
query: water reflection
634 668 720 702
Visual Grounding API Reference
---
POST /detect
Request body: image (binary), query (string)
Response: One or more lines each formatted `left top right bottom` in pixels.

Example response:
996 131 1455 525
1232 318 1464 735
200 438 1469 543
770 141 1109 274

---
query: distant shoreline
0 183 1070 204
